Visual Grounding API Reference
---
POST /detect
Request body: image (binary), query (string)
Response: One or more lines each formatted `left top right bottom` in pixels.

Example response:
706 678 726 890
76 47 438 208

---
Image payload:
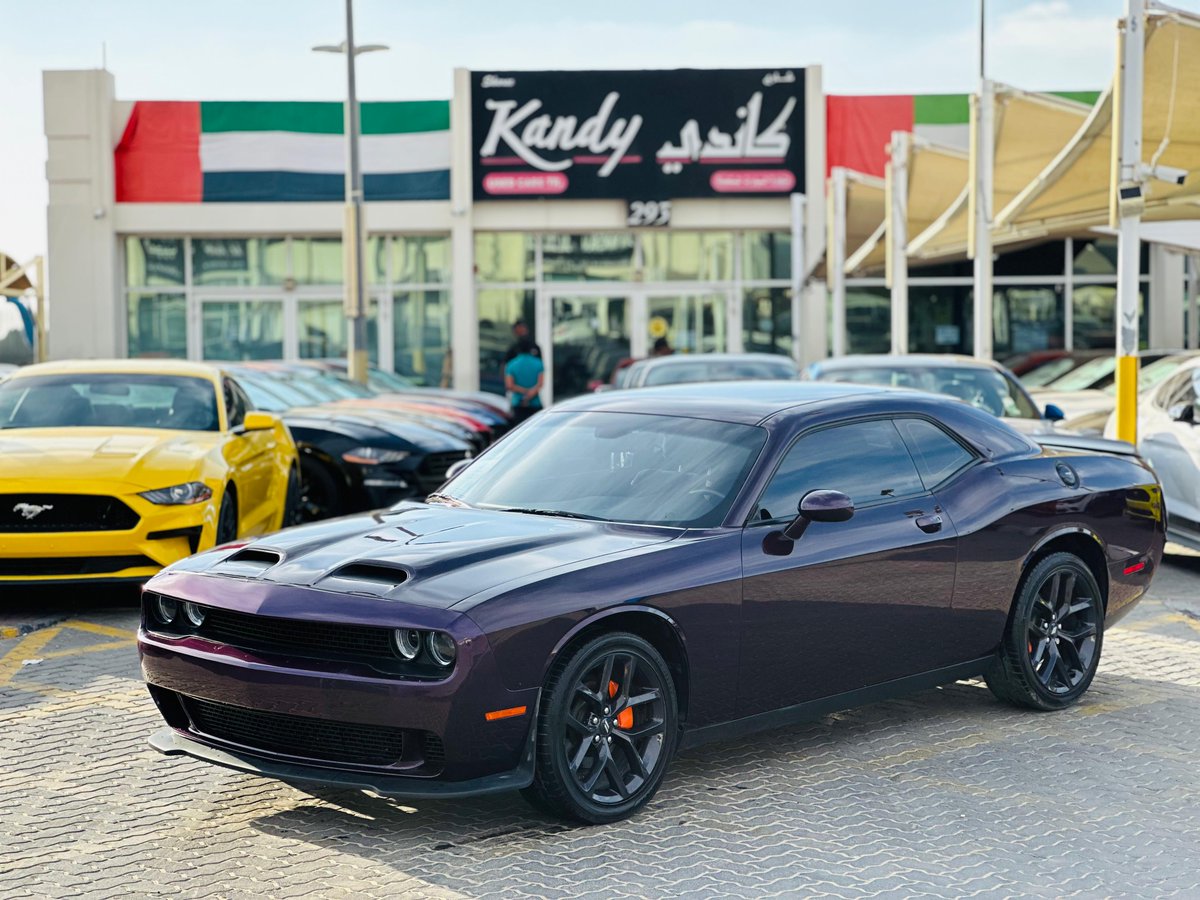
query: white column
1063 238 1074 350
44 69 119 359
1148 243 1184 350
971 78 995 359
1187 254 1199 350
799 64 828 367
1113 0 1145 444
887 132 909 356
789 193 807 363
449 68 478 391
828 167 848 356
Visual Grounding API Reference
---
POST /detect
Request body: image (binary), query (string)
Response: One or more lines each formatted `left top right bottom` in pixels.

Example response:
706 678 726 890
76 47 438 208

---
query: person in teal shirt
504 338 545 424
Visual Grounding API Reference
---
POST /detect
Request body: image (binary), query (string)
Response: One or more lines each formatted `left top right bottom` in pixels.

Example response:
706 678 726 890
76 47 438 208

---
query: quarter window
754 420 924 521
223 378 247 429
895 419 975 489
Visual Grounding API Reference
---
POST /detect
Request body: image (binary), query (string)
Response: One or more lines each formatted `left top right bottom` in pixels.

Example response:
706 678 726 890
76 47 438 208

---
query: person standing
504 337 545 425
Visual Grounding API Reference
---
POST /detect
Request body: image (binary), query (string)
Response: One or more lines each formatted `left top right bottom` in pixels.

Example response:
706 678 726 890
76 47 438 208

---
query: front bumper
139 570 538 792
0 486 215 583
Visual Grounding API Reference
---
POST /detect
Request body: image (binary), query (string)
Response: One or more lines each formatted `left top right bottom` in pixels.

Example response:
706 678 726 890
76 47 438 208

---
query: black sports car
141 383 1163 823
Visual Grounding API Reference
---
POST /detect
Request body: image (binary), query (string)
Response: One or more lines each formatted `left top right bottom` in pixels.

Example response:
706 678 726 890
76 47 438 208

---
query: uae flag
115 100 450 202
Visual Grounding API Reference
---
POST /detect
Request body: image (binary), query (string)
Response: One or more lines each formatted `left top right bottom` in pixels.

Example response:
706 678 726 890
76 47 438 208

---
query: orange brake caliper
608 680 634 729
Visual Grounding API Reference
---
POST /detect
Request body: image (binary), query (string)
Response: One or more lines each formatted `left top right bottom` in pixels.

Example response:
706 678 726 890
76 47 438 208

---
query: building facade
42 67 1193 403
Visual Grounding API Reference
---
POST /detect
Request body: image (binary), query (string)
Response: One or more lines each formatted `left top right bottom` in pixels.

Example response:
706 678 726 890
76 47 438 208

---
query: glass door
297 297 380 365
643 292 728 355
199 298 285 361
545 293 632 404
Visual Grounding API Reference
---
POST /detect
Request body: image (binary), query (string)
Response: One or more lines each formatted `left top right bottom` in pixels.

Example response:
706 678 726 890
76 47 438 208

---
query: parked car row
0 358 512 587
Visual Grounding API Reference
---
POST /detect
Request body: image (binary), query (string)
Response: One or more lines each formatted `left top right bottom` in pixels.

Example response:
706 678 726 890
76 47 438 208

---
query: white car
1104 356 1200 549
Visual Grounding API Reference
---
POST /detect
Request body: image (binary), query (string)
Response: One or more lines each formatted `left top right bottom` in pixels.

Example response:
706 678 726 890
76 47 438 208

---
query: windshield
643 359 795 387
0 373 219 431
1021 356 1085 387
437 411 767 527
818 365 1039 419
1047 355 1117 391
1102 355 1191 396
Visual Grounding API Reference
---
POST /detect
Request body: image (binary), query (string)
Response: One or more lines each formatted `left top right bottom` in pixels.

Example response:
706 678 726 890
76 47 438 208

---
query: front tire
215 489 238 546
297 455 342 523
524 632 678 824
986 552 1103 710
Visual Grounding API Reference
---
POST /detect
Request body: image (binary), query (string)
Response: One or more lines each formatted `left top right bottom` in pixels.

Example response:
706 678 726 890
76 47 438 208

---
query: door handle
915 514 943 533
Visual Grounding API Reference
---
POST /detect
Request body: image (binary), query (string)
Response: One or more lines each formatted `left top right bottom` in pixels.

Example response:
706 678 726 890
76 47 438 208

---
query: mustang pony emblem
13 503 54 520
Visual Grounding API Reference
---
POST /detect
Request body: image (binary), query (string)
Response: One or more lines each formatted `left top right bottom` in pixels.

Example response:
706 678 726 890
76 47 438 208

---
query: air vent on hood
225 548 283 568
318 562 410 597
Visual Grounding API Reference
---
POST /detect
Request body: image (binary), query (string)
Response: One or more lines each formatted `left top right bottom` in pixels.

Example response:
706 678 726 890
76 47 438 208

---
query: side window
895 418 975 490
223 378 246 429
1152 370 1194 411
754 419 924 522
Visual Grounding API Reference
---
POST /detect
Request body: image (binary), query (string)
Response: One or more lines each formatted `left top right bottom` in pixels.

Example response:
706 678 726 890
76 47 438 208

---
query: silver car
621 353 798 389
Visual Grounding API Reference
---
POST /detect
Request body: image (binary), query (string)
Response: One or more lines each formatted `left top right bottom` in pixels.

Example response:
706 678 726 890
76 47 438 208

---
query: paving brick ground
2 554 1200 898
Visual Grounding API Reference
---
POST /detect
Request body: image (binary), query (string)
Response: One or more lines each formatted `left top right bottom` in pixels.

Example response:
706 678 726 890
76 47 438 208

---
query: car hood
284 407 470 452
1033 389 1113 421
0 427 218 489
1001 417 1060 436
161 502 682 609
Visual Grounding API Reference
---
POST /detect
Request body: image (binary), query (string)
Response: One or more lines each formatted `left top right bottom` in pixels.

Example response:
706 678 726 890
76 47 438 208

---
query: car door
1140 368 1200 532
738 418 961 714
221 377 277 535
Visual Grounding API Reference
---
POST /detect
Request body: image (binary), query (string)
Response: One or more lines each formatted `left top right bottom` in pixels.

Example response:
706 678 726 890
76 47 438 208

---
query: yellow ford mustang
0 359 298 584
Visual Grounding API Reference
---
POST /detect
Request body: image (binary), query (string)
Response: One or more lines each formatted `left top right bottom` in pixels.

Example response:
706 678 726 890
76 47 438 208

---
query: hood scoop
317 562 411 598
214 547 283 578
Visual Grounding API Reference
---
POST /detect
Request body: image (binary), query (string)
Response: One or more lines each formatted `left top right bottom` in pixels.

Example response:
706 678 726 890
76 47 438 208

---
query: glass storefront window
1073 285 1149 349
551 294 631 399
201 300 285 360
478 288 535 395
292 237 343 285
392 236 450 284
993 241 1065 277
475 234 536 283
742 232 792 281
125 238 185 287
297 298 379 363
1073 238 1150 276
542 234 635 281
192 238 287 287
743 287 792 356
641 232 734 282
645 293 726 353
127 292 187 358
394 290 450 386
908 285 972 354
992 285 1064 355
843 287 891 354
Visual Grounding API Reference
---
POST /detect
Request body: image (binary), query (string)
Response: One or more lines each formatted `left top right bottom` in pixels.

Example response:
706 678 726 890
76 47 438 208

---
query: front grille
0 494 139 533
0 555 156 577
201 606 394 661
184 697 407 767
417 450 469 492
421 733 446 772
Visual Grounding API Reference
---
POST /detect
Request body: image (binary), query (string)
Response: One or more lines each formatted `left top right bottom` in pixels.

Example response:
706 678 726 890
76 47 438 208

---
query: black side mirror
1168 403 1196 424
781 489 855 541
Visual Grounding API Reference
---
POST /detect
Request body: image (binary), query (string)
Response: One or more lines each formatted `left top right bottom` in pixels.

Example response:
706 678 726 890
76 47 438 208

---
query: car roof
811 354 1008 373
9 358 222 382
632 352 798 370
554 380 886 425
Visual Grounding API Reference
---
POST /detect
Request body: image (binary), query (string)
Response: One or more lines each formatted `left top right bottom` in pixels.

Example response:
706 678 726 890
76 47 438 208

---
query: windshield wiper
496 507 606 521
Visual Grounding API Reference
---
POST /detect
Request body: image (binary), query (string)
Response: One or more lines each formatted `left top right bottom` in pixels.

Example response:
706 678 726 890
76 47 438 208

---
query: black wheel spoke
1058 573 1076 609
624 719 665 741
569 736 594 774
604 754 630 799
1058 638 1085 674
614 732 651 780
1066 599 1092 619
1029 621 1049 637
581 745 608 793
1062 622 1097 641
598 654 617 700
1030 637 1049 668
565 713 590 736
575 683 602 706
616 655 635 704
1038 643 1060 686
1052 651 1072 686
619 689 661 713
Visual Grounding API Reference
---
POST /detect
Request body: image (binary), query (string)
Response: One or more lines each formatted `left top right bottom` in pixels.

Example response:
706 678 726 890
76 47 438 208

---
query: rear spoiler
1035 434 1139 457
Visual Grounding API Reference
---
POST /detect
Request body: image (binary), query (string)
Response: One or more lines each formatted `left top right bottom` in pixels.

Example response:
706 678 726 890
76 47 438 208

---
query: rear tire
215 489 238 546
986 552 1103 711
524 632 678 824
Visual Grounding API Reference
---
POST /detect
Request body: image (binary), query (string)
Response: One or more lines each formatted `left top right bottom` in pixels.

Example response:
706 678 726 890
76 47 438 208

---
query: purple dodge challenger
140 382 1164 823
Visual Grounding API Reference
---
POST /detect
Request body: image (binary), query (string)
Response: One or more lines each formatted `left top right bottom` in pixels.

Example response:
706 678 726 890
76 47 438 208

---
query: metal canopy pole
1114 0 1145 444
341 0 368 384
828 168 848 356
970 0 995 359
886 133 909 355
789 192 807 364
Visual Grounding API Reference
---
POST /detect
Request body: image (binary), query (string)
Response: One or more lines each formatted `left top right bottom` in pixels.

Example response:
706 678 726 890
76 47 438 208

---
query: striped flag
116 100 450 202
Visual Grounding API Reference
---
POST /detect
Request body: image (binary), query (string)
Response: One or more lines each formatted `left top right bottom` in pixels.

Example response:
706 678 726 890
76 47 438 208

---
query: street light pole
314 1 387 385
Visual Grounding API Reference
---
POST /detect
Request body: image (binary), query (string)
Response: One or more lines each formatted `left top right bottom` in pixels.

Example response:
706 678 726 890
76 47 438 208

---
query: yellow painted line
64 620 138 640
39 640 135 660
0 627 62 687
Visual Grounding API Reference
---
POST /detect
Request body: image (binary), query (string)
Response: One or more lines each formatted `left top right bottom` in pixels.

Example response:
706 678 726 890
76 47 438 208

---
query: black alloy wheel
297 456 342 523
215 490 238 546
525 632 678 824
986 552 1104 710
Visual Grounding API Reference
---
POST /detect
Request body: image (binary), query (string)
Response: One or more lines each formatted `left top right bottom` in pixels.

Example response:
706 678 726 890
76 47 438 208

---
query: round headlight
153 595 178 625
427 631 457 667
183 602 205 627
392 628 422 661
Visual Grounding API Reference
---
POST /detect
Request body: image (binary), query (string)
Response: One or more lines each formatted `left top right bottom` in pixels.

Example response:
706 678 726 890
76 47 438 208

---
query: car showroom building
42 66 1195 402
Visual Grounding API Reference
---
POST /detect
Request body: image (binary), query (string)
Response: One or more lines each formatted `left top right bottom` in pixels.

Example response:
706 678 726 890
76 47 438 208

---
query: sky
0 0 1148 266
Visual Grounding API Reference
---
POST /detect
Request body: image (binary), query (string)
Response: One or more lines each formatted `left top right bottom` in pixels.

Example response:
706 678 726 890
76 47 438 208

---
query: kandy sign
471 69 806 200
